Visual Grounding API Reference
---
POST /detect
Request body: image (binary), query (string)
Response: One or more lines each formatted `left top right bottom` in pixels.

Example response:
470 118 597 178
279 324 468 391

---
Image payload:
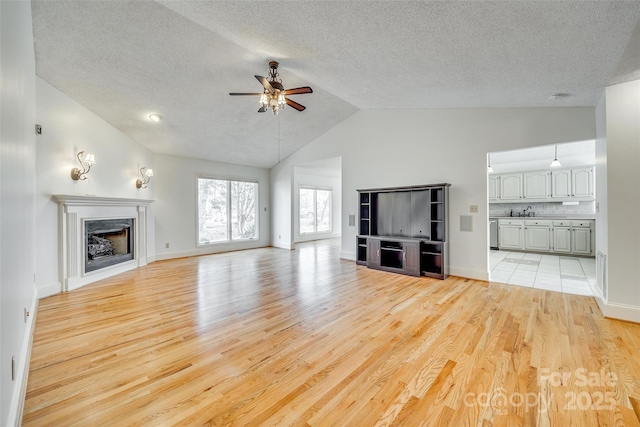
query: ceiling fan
229 61 313 114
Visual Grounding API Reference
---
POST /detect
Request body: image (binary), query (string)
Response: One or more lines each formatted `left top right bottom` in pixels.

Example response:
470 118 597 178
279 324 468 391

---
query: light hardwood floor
24 239 640 426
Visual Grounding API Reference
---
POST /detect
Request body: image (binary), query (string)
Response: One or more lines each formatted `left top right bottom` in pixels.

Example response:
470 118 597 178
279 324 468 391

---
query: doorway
487 141 596 296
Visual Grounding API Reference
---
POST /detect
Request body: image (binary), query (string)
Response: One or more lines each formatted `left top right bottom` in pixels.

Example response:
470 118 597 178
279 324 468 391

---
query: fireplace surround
54 195 154 292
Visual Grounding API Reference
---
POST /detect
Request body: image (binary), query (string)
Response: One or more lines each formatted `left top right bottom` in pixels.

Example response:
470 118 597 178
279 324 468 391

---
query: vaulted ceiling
31 1 640 168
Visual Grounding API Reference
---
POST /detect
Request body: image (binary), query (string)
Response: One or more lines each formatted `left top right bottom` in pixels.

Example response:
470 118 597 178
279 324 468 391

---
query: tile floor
490 250 595 296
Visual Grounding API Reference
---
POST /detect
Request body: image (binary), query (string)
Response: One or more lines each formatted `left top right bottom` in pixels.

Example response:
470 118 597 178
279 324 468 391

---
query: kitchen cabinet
499 218 594 256
524 220 551 251
489 166 594 203
552 226 572 253
551 169 572 199
572 167 594 198
571 221 592 255
499 219 524 250
551 220 593 255
488 175 500 201
500 173 523 200
523 171 549 199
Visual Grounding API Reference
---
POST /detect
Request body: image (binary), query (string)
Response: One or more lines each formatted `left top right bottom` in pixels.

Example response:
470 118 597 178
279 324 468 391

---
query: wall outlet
24 307 29 323
279 235 281 240
469 205 478 213
165 242 170 248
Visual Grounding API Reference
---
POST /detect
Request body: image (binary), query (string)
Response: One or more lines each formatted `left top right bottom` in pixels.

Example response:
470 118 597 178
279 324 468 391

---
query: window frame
299 185 333 235
197 175 259 246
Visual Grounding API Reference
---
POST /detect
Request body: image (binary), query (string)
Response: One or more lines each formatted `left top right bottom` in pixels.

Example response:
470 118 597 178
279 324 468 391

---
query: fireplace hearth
85 219 134 273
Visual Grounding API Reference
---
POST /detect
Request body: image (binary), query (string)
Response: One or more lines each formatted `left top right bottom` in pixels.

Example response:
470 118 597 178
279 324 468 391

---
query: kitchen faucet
523 206 533 217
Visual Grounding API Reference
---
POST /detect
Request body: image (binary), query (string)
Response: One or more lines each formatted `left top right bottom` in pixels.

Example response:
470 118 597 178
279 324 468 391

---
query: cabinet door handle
377 249 380 256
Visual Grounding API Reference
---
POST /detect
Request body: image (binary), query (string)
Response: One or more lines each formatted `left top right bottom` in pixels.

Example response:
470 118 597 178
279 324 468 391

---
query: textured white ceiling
31 1 640 168
489 140 595 174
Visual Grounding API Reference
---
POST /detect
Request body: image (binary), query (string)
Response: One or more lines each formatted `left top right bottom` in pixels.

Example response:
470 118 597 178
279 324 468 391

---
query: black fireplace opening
85 219 134 273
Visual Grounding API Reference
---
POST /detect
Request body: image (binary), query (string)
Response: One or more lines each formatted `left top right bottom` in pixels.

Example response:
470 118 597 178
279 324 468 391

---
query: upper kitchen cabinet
500 173 523 200
490 166 594 203
488 175 500 202
572 167 594 198
523 171 549 199
551 169 572 199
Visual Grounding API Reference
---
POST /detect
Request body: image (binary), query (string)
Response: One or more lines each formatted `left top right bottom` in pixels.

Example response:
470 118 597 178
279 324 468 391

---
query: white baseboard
38 282 62 298
588 281 607 315
7 291 39 426
294 233 341 243
605 302 640 323
156 243 272 261
451 266 489 281
340 251 356 261
271 242 293 250
147 255 157 263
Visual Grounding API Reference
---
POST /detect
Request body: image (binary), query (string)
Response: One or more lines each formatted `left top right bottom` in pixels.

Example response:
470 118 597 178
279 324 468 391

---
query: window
198 177 258 244
299 187 332 234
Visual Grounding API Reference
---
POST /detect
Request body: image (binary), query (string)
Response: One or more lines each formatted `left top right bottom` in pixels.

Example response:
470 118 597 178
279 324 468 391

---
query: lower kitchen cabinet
499 220 524 250
498 218 594 256
524 221 551 251
572 227 591 255
552 227 572 253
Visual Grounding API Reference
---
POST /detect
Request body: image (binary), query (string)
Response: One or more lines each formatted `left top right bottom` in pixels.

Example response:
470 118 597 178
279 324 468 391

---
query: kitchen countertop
490 215 596 220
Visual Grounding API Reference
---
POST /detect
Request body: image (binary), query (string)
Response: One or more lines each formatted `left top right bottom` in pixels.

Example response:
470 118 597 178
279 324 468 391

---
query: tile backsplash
490 201 595 216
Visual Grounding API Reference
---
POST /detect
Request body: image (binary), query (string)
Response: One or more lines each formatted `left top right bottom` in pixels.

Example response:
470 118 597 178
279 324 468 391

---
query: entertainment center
356 183 450 279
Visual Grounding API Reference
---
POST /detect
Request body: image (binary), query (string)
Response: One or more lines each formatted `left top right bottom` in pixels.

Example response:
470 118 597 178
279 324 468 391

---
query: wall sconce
71 151 95 181
136 167 154 189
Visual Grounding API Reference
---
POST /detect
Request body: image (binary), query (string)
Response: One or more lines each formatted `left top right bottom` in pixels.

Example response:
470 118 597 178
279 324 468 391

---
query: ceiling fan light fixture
260 91 286 114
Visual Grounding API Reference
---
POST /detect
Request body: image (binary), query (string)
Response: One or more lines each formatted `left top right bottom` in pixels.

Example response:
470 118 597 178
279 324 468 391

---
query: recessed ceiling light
148 113 163 122
549 93 569 100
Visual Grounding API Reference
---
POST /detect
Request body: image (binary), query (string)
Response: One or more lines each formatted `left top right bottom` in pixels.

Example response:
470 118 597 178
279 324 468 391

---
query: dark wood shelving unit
356 183 450 279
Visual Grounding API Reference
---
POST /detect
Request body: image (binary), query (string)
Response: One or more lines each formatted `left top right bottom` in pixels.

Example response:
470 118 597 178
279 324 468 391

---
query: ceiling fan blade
229 92 263 96
284 86 313 95
255 75 274 93
258 106 267 113
285 97 306 111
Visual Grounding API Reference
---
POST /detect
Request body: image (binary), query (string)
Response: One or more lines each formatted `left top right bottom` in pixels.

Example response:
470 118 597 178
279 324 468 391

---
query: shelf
358 184 448 279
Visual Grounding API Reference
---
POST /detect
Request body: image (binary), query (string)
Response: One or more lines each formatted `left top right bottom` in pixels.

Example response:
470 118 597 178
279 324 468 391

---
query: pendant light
487 153 494 173
550 145 562 167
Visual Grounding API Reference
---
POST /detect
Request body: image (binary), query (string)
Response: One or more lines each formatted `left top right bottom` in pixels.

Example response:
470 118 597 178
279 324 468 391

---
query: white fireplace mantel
54 195 154 292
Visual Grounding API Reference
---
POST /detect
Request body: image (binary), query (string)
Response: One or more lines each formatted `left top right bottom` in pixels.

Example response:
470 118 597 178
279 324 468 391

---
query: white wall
0 1 38 424
35 78 156 298
293 166 342 243
604 79 640 322
594 92 608 308
153 154 270 259
271 108 595 280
